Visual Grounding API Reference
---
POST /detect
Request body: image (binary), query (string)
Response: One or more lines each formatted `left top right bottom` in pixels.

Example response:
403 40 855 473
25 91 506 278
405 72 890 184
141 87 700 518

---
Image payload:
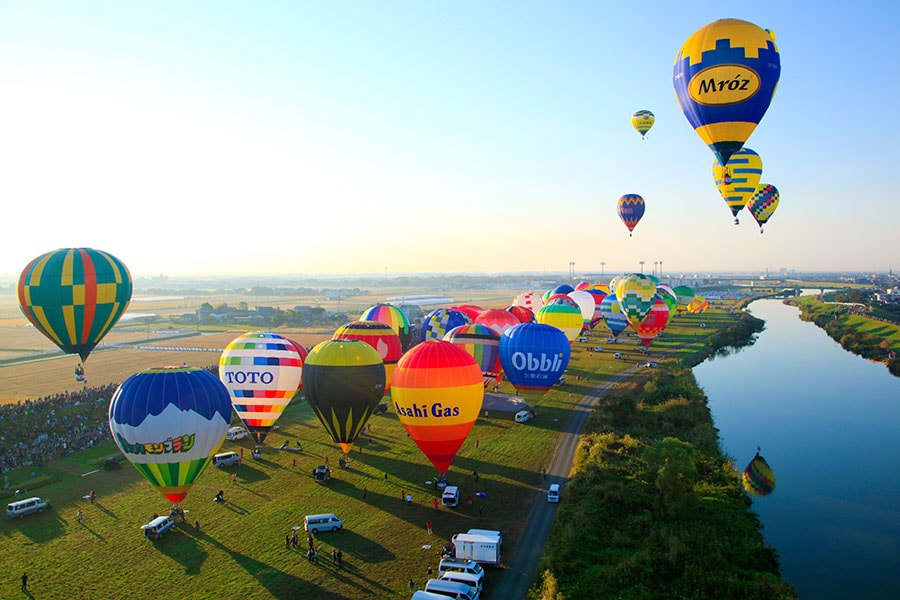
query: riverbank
533 314 796 599
786 296 900 376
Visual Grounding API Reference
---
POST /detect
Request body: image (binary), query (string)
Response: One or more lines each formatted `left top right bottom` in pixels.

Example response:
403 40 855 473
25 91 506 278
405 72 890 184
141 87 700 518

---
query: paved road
491 365 640 599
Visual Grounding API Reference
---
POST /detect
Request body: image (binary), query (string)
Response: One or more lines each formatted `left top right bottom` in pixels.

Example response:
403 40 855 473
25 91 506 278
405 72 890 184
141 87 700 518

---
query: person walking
195 521 201 532
426 520 433 535
473 470 479 483
383 472 388 483
336 549 343 565
89 490 96 504
292 458 297 468
77 510 83 524
363 487 368 499
406 493 412 506
232 472 237 484
21 572 28 591
433 498 439 510
285 534 291 549
408 578 415 592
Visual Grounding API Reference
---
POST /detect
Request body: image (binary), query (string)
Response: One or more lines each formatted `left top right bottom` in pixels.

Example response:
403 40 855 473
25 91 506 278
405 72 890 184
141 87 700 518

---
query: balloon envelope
219 332 305 444
599 293 629 338
673 19 781 167
443 324 502 384
302 339 386 454
474 308 520 337
633 297 670 346
747 183 780 232
617 194 645 235
360 304 411 349
535 303 584 342
712 148 763 222
505 305 535 323
631 109 655 138
615 274 657 325
333 320 402 392
391 341 484 474
421 308 471 342
513 291 544 313
109 366 232 503
498 323 570 403
17 247 132 362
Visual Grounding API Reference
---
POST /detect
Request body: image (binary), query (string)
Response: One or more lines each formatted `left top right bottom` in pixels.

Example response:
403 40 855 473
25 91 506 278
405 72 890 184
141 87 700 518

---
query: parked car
313 464 331 483
614 352 623 359
226 426 248 441
7 497 51 519
592 346 603 352
514 410 532 423
645 362 658 368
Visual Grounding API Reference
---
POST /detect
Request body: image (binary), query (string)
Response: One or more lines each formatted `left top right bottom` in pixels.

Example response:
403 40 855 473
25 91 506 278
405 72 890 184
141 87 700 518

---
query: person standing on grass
426 520 433 534
21 573 28 591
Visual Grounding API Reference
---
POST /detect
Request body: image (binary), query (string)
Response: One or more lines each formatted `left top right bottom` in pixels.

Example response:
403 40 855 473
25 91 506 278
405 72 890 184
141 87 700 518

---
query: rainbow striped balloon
360 304 411 349
219 332 305 444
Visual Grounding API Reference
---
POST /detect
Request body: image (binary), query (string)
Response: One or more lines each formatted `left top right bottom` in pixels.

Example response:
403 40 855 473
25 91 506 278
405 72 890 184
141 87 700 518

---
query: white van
304 513 343 533
438 558 485 582
226 426 248 441
441 570 483 594
141 515 174 540
424 577 478 600
6 497 51 519
442 485 459 507
212 451 242 467
547 483 561 503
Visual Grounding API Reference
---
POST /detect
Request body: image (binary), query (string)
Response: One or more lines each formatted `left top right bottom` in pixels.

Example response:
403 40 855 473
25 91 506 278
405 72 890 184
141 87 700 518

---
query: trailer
451 529 502 566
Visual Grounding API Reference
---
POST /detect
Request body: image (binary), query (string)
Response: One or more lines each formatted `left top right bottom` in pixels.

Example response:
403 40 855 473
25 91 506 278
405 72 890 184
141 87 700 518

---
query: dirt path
490 364 640 599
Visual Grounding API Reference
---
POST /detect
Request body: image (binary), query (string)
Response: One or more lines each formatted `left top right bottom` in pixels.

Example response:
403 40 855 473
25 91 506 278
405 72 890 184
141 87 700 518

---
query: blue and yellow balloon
673 19 780 168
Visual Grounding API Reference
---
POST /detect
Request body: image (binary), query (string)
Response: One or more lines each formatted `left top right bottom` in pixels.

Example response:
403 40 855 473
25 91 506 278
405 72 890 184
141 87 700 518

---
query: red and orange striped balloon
391 341 484 474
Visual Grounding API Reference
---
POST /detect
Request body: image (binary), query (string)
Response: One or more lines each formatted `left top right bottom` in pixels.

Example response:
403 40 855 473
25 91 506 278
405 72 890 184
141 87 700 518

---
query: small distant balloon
747 183 780 233
617 194 645 236
631 109 655 139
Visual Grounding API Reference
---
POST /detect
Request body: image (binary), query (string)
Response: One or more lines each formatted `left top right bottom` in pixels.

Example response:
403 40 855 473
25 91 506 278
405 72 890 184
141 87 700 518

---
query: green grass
0 304 757 599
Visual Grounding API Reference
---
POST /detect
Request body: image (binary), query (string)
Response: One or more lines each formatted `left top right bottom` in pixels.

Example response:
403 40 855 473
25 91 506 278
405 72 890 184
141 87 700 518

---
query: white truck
451 529 502 566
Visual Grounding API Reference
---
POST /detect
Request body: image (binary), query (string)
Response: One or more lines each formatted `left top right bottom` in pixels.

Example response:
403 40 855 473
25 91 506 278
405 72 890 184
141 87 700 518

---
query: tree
642 438 699 517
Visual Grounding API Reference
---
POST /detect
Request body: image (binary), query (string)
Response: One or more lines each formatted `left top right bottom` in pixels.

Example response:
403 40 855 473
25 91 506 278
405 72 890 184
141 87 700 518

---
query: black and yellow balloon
17 248 132 362
712 147 763 224
301 339 386 454
673 19 780 167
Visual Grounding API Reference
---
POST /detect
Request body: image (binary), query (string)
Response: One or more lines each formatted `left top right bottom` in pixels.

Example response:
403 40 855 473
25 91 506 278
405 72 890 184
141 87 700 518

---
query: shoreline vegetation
785 296 900 377
532 310 797 600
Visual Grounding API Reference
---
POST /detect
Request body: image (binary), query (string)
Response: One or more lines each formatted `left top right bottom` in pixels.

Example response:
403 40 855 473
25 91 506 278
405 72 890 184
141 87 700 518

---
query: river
693 298 900 599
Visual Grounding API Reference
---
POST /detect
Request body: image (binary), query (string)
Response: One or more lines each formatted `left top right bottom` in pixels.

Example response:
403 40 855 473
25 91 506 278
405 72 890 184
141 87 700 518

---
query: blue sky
1 1 897 278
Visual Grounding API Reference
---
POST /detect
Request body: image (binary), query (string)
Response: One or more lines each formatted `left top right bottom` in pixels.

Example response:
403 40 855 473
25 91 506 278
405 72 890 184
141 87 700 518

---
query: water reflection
694 298 900 599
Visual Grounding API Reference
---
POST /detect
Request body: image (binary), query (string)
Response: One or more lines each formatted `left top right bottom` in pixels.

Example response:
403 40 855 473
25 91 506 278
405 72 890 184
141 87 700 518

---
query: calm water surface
693 298 900 599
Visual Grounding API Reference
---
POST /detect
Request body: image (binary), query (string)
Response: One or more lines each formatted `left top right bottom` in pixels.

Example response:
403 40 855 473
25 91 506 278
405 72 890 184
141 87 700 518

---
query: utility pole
659 261 663 280
569 261 575 279
639 260 645 274
600 262 606 277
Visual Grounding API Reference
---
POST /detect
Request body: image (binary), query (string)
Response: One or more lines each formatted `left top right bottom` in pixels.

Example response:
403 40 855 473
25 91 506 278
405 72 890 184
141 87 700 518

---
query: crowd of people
0 383 117 474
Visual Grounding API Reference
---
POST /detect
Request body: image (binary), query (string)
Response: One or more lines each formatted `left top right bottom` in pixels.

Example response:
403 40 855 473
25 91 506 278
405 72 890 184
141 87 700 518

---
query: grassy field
0 287 734 599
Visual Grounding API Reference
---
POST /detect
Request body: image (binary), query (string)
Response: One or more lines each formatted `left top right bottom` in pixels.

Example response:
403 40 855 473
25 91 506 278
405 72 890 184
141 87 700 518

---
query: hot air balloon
688 296 709 314
599 293 629 338
672 286 696 313
498 323 570 403
360 304 411 349
391 341 484 474
712 148 763 224
656 285 679 325
474 308 520 337
631 109 655 139
513 291 544 313
450 305 484 322
17 247 132 364
615 273 657 325
574 281 595 291
443 324 502 386
421 308 471 342
505 304 535 323
302 339 386 454
586 289 608 329
747 183 779 233
743 448 776 496
219 332 306 445
333 321 402 392
568 290 598 328
673 19 781 167
617 194 645 236
633 297 670 346
535 302 584 342
108 366 232 503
